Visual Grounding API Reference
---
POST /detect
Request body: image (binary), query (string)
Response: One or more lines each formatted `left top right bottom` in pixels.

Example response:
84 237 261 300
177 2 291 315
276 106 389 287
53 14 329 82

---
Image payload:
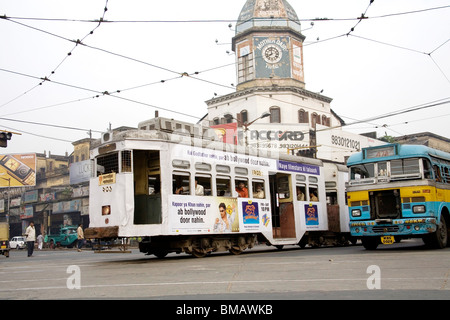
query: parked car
10 236 27 249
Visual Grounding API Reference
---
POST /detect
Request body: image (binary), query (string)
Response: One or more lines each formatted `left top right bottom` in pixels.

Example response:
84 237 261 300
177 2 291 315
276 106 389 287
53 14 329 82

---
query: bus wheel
154 250 168 259
432 215 448 249
362 237 379 250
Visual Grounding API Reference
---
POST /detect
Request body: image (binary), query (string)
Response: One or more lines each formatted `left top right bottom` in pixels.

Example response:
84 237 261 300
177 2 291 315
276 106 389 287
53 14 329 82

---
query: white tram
85 118 352 257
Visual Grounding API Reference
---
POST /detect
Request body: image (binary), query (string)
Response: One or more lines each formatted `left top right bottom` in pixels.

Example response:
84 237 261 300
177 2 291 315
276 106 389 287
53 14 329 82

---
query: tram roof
91 128 323 167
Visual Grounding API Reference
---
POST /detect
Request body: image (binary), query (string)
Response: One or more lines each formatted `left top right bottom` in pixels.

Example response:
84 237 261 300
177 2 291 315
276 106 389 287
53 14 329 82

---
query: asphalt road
0 239 449 301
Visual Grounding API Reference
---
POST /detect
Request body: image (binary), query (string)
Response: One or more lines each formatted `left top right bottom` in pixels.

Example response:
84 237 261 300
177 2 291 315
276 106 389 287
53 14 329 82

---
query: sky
1 0 449 156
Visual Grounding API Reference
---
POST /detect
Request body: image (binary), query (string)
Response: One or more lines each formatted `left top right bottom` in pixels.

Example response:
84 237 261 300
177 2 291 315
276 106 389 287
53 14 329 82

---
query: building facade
204 0 384 163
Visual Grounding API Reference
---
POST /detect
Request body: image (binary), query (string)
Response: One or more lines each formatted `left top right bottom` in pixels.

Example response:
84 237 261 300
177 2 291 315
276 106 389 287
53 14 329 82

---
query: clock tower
232 0 306 91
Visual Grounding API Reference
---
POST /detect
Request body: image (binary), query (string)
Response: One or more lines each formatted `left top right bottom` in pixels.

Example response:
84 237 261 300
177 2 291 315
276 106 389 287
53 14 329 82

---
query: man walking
77 223 84 252
25 221 36 257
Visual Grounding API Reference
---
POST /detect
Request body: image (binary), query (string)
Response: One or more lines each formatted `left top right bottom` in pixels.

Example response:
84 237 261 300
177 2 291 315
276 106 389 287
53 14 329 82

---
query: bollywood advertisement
169 195 271 235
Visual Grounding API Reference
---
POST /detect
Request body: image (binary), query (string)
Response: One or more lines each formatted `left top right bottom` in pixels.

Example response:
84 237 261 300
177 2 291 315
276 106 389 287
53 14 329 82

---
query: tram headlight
351 209 361 217
412 205 426 214
102 205 111 216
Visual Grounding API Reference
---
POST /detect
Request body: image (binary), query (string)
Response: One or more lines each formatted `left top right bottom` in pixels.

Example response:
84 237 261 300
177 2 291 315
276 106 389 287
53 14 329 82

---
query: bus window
217 176 231 197
377 162 387 176
296 185 306 201
433 165 442 182
309 186 319 201
423 159 433 179
173 172 190 195
195 175 211 196
252 180 266 199
350 163 374 180
444 167 450 183
391 159 420 176
235 178 249 198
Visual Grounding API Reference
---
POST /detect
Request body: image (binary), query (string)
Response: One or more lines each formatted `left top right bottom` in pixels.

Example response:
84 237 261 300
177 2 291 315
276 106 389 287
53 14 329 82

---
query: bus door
133 150 162 224
269 173 296 238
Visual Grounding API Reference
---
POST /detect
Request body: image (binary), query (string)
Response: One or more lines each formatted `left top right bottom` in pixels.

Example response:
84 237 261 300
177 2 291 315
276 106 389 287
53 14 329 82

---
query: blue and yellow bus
347 143 450 250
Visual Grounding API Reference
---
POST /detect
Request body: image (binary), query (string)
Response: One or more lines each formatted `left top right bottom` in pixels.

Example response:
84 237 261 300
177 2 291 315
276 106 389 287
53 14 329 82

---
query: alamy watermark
366 265 381 290
66 265 81 290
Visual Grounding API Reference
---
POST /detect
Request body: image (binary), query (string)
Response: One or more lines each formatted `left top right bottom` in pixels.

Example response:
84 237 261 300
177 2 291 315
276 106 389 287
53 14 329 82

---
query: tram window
217 176 231 197
148 175 160 195
296 185 306 201
122 151 132 172
309 186 319 201
216 165 230 174
235 167 248 175
173 172 190 195
235 178 249 198
195 162 211 171
326 191 338 205
296 174 306 182
195 175 211 196
276 175 291 199
252 180 266 199
172 159 190 169
96 153 119 176
309 176 318 183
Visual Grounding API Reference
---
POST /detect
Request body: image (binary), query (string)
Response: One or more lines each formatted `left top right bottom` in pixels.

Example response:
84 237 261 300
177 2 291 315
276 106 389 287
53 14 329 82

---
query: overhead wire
0 0 110 109
1 2 449 143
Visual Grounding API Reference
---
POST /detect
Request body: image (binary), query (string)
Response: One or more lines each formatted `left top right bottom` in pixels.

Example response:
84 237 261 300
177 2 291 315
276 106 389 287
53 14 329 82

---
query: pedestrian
77 223 84 252
25 221 36 257
37 233 44 250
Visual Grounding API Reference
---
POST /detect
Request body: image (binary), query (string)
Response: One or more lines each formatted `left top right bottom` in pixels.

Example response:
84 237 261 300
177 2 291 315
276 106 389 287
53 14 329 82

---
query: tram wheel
192 249 207 258
229 247 243 255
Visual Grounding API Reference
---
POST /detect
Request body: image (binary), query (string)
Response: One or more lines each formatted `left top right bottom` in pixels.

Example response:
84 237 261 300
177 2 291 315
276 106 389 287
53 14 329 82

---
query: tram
85 117 352 257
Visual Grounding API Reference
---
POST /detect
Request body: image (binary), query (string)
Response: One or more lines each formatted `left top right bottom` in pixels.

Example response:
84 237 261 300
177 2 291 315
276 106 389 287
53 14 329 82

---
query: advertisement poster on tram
169 196 271 235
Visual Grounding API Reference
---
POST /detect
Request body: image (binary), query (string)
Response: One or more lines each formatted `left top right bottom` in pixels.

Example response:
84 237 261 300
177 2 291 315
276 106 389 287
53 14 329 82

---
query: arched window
311 113 321 128
224 114 233 124
298 109 308 123
240 110 248 124
270 107 281 123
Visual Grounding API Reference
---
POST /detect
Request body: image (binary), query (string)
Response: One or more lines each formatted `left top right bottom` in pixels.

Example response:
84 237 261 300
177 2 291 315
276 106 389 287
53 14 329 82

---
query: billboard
0 154 36 187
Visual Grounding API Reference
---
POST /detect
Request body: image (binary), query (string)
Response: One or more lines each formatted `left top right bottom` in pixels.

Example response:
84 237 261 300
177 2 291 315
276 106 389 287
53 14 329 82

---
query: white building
203 0 384 163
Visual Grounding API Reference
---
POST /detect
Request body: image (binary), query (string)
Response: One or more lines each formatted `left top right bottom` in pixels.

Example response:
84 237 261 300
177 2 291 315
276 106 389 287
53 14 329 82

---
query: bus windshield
349 158 423 183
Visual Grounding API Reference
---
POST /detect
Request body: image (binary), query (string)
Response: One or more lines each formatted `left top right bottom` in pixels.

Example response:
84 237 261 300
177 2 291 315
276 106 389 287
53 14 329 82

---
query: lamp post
234 111 270 147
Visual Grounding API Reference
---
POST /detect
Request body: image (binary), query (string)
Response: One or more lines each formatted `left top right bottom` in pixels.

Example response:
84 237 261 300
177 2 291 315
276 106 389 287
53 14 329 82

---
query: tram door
133 150 162 224
269 173 296 238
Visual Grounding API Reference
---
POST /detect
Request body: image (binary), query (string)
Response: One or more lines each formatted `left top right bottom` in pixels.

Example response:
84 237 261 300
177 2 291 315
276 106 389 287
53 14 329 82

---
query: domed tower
232 0 306 91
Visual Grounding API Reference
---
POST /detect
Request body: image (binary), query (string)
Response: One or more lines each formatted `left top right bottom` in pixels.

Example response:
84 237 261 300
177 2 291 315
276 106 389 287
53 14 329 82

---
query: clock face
263 44 282 64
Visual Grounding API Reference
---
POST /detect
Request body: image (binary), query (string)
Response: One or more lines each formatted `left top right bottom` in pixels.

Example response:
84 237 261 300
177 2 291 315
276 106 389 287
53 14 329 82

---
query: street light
234 111 270 147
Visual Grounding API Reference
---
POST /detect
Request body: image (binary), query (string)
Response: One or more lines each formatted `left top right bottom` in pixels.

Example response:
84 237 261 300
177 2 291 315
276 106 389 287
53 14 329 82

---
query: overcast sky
1 0 449 156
